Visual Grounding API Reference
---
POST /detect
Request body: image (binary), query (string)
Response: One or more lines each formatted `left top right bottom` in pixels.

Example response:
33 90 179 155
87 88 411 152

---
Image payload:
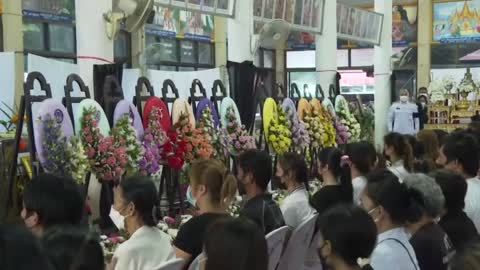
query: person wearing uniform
388 89 419 135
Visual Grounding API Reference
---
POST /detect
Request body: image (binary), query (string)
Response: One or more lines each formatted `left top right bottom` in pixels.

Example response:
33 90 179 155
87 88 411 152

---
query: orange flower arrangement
175 113 214 163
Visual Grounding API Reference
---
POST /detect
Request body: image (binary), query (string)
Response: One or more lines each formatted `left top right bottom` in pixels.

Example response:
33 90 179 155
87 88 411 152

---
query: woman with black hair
345 142 377 205
384 132 413 181
316 204 377 270
203 217 268 270
109 176 174 270
42 226 104 270
310 148 353 215
0 225 52 270
360 169 420 270
276 152 315 228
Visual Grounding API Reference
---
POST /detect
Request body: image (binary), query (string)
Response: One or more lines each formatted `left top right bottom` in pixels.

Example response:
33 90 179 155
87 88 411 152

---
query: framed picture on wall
337 3 383 46
275 0 286 20
253 0 263 18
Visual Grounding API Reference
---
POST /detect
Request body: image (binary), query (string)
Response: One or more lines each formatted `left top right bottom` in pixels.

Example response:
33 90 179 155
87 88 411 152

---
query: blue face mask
186 185 197 207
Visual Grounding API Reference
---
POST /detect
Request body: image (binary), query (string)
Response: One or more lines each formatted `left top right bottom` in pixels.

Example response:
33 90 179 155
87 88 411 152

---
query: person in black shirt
404 173 454 270
311 148 353 215
237 150 285 234
432 170 479 250
174 159 237 265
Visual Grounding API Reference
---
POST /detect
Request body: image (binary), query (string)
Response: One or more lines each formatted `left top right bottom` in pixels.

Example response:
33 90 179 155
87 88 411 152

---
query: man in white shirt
436 131 480 231
388 89 419 135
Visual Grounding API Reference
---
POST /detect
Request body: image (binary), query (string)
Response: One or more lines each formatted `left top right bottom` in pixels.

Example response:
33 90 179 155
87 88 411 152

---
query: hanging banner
337 3 383 46
148 6 215 41
154 0 235 18
253 0 325 34
434 1 480 43
22 0 75 21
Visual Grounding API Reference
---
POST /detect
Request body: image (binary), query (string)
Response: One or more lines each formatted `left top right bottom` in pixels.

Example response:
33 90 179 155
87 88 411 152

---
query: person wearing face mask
109 176 174 270
236 150 285 235
416 93 429 130
174 159 237 265
316 204 377 270
310 148 353 215
21 174 84 237
276 152 315 228
361 169 421 270
388 89 419 135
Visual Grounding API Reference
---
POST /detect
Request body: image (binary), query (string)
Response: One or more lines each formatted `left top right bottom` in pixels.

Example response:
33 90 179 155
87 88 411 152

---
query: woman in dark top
311 148 353 214
432 170 479 250
174 159 237 265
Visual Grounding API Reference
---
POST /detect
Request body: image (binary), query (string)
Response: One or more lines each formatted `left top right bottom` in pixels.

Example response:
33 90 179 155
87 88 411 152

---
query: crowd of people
3 127 480 270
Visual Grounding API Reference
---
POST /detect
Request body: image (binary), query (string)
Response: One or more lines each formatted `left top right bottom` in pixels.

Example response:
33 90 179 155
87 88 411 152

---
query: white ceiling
338 0 418 7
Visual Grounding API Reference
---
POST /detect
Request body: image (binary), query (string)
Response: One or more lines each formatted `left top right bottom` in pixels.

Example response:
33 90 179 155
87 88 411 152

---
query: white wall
0 53 16 133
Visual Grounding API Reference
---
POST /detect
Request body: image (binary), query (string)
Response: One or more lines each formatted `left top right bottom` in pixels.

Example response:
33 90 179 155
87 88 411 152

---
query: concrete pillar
374 0 393 147
75 0 114 91
214 16 228 86
315 0 337 93
2 0 24 106
276 46 285 86
417 0 432 90
131 26 145 69
227 0 253 63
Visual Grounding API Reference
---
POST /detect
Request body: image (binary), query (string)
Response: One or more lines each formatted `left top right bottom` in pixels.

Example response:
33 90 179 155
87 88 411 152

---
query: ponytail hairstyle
278 152 310 192
345 142 377 176
188 159 237 207
384 132 414 172
365 170 423 225
318 148 353 202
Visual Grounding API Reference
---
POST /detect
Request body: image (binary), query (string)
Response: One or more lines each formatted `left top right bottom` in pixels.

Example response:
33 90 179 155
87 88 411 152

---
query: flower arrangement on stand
284 106 310 152
41 115 88 184
175 113 215 163
267 107 292 155
198 107 226 160
139 107 168 176
303 109 324 149
161 129 187 170
222 106 256 156
112 115 143 175
334 118 350 145
336 99 361 143
352 103 375 143
80 107 128 182
317 105 336 148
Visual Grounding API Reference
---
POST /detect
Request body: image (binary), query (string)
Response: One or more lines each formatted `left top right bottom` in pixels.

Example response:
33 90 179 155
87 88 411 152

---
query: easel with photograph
211 79 227 114
189 79 207 113
133 77 155 117
290 83 302 106
62 74 92 198
160 79 184 217
63 74 91 130
4 72 52 220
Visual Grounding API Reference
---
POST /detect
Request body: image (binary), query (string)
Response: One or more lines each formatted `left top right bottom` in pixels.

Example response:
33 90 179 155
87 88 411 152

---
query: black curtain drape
228 61 258 131
93 64 123 108
335 72 341 96
390 73 397 104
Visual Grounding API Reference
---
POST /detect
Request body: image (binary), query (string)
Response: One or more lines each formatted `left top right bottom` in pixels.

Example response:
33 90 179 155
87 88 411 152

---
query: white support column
75 0 114 90
316 0 337 93
374 0 392 147
227 0 253 63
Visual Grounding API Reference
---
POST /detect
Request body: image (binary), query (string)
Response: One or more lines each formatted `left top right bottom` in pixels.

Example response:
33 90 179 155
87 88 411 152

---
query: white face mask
109 206 125 230
400 96 409 103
